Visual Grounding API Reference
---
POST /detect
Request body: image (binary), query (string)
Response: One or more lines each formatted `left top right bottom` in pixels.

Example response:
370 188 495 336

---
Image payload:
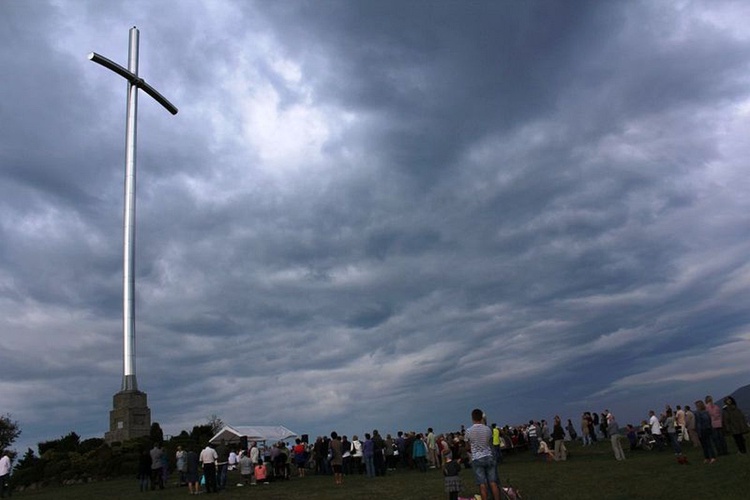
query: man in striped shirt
465 408 501 500
526 420 539 457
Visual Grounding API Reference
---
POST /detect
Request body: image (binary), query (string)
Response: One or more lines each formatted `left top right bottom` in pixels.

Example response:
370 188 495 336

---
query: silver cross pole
89 26 178 392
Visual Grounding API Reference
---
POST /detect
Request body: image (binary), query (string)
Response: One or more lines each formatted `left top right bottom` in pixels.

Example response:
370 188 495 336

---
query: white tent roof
209 424 297 445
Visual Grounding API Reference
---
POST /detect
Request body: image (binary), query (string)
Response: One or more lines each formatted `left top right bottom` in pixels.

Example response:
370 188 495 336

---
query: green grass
13 440 750 499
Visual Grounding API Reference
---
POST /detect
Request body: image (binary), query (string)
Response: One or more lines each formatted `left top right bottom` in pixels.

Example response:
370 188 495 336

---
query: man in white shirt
0 451 12 499
648 410 664 451
248 442 260 485
199 444 219 493
228 449 238 470
526 421 539 457
426 428 437 468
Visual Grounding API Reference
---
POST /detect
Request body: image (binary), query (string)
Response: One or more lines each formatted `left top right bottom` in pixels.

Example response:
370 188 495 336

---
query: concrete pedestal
104 390 151 443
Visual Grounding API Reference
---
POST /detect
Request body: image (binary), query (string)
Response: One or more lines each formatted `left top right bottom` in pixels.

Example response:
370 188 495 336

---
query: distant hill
727 383 750 421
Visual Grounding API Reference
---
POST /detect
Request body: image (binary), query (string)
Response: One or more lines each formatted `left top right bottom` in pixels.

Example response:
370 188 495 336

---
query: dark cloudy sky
3 0 750 452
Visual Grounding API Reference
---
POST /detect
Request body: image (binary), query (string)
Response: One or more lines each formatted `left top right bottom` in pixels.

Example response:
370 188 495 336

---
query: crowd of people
628 395 749 464
127 394 746 499
129 415 510 498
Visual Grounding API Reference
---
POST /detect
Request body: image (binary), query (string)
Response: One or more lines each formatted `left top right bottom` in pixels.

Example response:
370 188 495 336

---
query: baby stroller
636 429 656 451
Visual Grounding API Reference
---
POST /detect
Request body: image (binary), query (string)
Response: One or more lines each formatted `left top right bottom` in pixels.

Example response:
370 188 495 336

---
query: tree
38 431 80 455
16 448 38 469
207 414 224 435
190 425 214 447
150 422 164 444
0 413 21 451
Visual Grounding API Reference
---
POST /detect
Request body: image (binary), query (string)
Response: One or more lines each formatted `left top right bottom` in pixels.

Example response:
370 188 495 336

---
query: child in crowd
626 424 638 450
255 459 269 484
442 449 462 500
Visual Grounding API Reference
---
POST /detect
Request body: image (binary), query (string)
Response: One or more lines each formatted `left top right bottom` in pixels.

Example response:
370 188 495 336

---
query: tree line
1 413 224 491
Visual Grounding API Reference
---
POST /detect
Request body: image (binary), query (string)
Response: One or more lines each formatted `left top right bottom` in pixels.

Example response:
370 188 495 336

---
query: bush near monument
10 422 216 490
0 414 21 452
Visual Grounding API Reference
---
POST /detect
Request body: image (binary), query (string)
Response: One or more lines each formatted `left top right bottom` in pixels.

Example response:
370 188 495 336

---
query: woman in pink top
705 395 729 455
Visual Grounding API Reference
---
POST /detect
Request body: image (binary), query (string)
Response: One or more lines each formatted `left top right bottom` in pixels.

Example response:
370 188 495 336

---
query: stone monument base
104 389 151 444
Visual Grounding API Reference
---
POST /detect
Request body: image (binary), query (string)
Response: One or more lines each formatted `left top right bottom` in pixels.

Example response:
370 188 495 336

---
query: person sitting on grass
537 439 555 462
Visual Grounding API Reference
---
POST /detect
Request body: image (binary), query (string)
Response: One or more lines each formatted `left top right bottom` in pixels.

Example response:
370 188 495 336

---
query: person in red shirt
292 439 308 477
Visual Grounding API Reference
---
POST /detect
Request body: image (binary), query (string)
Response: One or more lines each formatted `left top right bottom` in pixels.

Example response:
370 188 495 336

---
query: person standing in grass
426 427 438 469
466 408 501 500
694 400 717 464
249 441 260 469
664 408 682 456
0 451 11 499
552 416 567 461
239 450 253 485
526 421 539 457
150 443 165 490
684 405 700 447
373 430 387 476
491 424 503 463
384 434 395 471
675 405 687 443
363 433 375 477
293 439 308 477
342 435 352 475
648 410 664 451
137 449 151 492
581 413 592 446
625 424 637 451
442 448 462 500
412 433 428 472
566 418 578 442
606 411 625 461
199 442 219 493
705 395 729 456
186 447 200 494
329 432 344 485
351 435 363 474
590 411 599 442
396 431 407 469
722 396 748 454
176 445 186 486
541 419 551 443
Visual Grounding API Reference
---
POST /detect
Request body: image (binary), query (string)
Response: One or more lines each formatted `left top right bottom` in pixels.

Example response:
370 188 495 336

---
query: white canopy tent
209 424 298 445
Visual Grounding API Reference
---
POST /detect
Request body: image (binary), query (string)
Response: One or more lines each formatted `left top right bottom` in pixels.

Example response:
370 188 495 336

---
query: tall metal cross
89 26 178 392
